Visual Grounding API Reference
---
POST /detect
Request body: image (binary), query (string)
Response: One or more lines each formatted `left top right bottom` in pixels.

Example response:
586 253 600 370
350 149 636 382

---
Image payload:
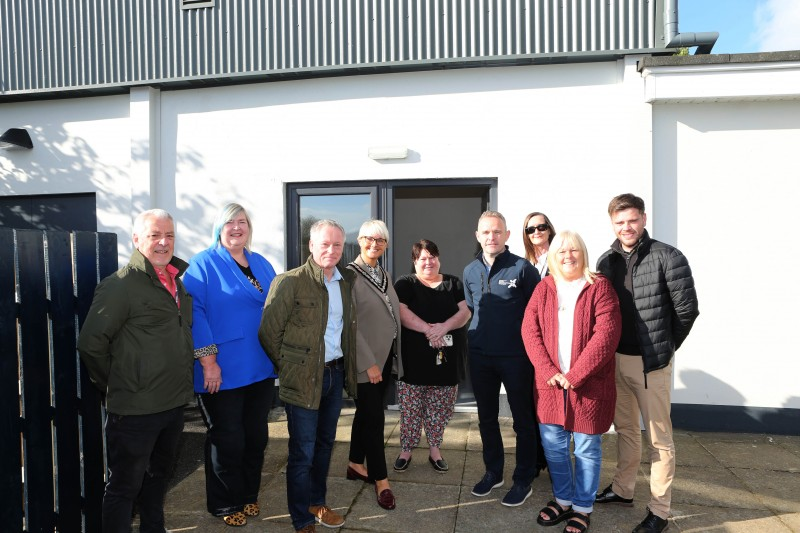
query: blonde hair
546 230 597 284
211 203 253 249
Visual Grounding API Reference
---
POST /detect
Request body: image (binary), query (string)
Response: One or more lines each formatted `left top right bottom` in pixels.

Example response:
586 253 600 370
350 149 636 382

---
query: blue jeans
103 406 184 533
539 423 602 513
469 352 540 486
284 363 344 530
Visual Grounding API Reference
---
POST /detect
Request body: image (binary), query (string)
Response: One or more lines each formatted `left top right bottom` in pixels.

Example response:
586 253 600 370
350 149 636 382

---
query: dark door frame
285 178 497 270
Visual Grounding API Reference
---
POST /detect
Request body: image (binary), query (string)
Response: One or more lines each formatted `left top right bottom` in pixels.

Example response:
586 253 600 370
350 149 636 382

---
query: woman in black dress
392 240 471 473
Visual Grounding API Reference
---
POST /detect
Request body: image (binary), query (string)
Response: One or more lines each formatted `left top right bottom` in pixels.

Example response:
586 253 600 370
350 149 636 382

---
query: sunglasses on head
525 224 549 235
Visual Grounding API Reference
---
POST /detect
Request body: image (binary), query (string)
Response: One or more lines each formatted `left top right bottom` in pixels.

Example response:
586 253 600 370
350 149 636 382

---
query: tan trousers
611 354 675 520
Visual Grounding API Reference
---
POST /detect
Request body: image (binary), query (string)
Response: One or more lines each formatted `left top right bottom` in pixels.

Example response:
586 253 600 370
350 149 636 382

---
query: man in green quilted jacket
78 208 194 533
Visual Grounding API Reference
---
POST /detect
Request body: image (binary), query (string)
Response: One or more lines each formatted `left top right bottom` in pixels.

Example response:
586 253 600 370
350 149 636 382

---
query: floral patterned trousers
396 380 458 452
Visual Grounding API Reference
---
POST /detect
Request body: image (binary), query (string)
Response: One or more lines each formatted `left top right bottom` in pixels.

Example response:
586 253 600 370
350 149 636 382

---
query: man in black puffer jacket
594 194 699 533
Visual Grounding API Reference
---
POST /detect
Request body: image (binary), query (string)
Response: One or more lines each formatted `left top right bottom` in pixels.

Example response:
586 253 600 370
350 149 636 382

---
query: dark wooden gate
0 228 117 533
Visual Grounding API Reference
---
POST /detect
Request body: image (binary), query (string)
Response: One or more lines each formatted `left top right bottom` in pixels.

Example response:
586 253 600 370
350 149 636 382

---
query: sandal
564 511 591 533
243 503 260 517
222 511 247 526
537 500 574 526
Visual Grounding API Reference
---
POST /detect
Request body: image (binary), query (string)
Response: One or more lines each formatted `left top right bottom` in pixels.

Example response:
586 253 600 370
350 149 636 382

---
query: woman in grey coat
346 219 404 511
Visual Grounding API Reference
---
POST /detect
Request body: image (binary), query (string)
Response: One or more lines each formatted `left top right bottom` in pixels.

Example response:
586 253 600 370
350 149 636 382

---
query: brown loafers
376 488 396 510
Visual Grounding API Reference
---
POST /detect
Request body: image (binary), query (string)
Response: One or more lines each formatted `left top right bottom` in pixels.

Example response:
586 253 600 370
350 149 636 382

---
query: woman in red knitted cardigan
522 230 621 533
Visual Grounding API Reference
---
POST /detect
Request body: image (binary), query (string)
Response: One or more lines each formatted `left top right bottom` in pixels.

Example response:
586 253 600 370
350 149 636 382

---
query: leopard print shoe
222 511 247 526
243 503 260 517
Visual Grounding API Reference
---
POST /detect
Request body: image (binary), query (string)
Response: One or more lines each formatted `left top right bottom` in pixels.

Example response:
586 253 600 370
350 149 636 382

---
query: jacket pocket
573 379 611 414
278 343 313 405
280 342 311 365
290 298 318 327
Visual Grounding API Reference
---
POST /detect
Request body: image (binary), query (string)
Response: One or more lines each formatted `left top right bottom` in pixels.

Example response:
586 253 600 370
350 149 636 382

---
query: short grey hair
358 219 389 244
133 209 173 237
310 219 346 241
477 210 507 229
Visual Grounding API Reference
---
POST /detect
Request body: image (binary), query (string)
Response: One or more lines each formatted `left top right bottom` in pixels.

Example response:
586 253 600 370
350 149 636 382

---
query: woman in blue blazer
183 203 277 527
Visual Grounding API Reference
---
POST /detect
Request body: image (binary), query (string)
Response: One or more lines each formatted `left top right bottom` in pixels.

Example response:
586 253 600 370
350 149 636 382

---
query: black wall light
0 128 34 149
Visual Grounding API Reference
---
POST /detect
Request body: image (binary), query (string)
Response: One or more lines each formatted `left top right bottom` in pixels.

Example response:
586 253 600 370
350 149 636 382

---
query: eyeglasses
361 236 387 246
525 224 549 235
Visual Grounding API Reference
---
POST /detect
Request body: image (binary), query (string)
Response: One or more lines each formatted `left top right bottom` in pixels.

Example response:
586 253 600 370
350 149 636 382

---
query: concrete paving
156 406 800 532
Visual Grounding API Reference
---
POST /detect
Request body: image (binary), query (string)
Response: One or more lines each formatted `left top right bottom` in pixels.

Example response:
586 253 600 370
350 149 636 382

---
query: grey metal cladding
0 0 660 94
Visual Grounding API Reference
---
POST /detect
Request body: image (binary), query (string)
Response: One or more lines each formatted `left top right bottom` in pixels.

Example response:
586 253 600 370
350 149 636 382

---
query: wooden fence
0 228 117 533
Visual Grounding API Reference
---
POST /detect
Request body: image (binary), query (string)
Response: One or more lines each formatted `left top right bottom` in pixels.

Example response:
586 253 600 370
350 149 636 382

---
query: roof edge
1 49 672 104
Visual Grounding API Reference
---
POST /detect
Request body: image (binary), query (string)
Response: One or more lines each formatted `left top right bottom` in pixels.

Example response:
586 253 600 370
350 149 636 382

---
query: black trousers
102 406 184 533
469 352 545 486
348 355 393 481
198 378 275 516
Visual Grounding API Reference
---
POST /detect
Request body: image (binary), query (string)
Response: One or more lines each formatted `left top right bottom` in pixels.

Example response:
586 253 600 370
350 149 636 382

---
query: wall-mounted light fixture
0 128 34 150
368 146 408 160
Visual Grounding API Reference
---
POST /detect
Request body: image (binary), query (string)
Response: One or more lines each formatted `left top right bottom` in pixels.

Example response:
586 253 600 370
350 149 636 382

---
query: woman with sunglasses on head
523 212 556 278
345 220 403 511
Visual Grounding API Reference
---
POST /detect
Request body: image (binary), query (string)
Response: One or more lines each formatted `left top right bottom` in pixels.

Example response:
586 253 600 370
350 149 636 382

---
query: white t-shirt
556 277 587 373
535 252 548 277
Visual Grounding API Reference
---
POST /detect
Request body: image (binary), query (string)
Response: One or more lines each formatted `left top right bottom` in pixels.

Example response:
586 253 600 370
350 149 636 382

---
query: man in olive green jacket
78 209 194 533
259 219 357 533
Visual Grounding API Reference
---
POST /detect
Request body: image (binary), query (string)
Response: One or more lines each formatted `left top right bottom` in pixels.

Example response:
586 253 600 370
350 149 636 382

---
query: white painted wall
1 59 646 265
3 56 800 412
653 100 800 410
645 60 800 411
160 58 648 268
0 96 134 256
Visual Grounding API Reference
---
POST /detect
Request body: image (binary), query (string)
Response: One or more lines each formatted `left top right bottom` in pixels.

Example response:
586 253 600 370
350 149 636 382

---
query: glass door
286 179 496 409
287 184 379 270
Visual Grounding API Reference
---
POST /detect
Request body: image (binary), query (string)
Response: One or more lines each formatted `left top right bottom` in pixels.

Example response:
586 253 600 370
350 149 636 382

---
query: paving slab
699 438 800 471
671 503 793 532
779 512 800 532
157 410 800 533
731 467 800 513
674 433 726 468
773 435 800 458
672 464 758 509
344 481 461 532
386 445 465 486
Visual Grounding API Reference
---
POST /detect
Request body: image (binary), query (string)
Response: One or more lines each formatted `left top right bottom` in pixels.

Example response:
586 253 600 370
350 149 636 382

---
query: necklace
365 263 383 285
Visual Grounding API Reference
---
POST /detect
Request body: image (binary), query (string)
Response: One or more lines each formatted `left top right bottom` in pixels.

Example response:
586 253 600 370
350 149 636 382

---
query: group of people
76 192 698 533
517 196 699 533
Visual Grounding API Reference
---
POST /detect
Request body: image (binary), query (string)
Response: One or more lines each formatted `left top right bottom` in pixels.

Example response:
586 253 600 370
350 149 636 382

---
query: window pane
299 194 371 268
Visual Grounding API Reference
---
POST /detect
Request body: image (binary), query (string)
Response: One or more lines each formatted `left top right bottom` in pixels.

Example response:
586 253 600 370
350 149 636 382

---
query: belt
324 357 343 368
